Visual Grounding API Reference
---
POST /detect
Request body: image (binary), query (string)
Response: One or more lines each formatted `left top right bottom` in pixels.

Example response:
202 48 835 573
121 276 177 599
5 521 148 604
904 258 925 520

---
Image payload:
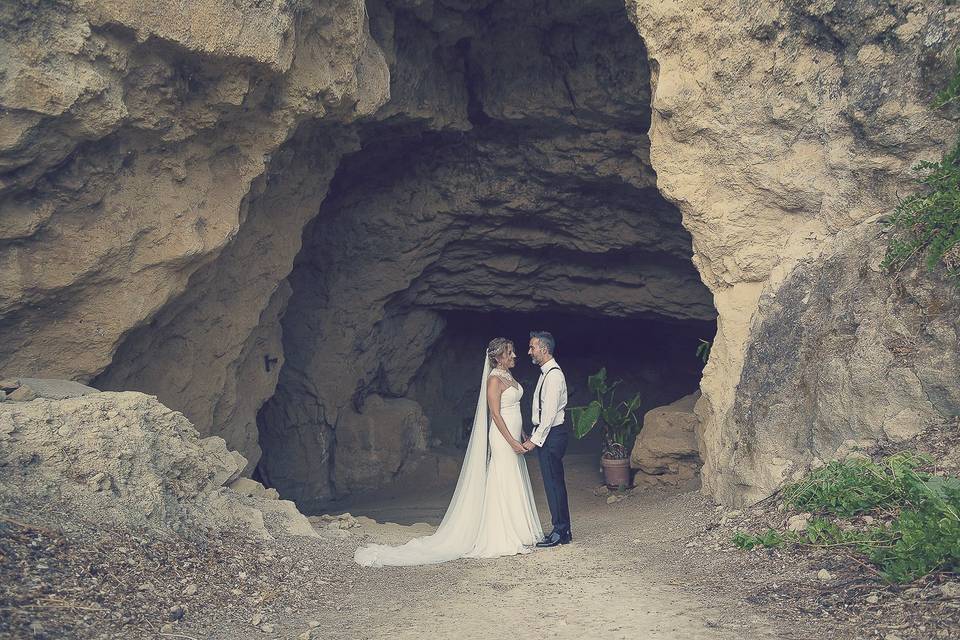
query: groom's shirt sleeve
531 370 566 447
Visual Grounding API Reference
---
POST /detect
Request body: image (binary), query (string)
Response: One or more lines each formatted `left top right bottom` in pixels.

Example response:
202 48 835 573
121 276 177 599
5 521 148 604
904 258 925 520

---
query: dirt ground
2 452 957 640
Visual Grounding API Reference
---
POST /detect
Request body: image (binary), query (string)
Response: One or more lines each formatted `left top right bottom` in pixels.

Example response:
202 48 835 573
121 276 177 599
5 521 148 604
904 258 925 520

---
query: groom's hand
522 440 537 451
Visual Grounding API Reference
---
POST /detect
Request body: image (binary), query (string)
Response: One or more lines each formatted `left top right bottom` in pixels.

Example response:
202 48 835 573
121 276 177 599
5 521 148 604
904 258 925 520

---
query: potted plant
569 368 642 488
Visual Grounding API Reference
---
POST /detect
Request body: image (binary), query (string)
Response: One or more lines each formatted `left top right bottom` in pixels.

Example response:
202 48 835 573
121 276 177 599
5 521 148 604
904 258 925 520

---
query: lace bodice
490 369 523 410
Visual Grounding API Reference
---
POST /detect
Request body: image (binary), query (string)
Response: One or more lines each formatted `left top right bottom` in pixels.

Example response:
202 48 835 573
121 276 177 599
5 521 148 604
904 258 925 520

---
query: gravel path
7 452 952 639
290 453 778 640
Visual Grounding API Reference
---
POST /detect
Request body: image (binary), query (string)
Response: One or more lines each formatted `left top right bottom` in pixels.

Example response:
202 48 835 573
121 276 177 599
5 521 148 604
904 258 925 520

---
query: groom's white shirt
530 358 567 447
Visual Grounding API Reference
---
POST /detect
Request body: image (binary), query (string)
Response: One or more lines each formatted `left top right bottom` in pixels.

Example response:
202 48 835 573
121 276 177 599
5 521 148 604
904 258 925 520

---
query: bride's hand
511 441 527 454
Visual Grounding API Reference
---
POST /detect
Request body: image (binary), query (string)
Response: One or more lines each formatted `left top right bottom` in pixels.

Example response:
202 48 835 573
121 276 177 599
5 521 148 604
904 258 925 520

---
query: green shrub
732 452 960 583
882 49 960 283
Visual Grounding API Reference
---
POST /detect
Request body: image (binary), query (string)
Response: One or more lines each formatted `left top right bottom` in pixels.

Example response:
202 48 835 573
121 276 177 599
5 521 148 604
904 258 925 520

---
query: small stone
940 582 960 599
167 605 185 621
238 572 247 580
866 594 879 604
260 624 274 633
139 581 153 591
183 584 197 596
8 385 37 402
862 515 875 525
280 556 292 564
231 588 242 596
724 510 743 518
594 485 611 497
308 620 321 629
787 514 810 532
160 623 174 633
298 632 312 640
606 495 618 504
250 613 262 626
817 569 833 582
885 635 903 640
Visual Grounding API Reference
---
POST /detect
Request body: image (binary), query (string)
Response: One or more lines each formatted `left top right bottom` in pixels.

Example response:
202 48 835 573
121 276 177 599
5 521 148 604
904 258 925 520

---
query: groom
523 331 572 547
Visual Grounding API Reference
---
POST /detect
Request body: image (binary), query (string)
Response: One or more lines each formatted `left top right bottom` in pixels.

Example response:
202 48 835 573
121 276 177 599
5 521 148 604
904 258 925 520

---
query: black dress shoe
536 531 572 547
536 532 562 547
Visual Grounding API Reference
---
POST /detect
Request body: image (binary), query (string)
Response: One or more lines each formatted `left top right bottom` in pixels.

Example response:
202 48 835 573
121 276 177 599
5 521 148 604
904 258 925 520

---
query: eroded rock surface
628 0 960 503
2 0 958 508
631 392 702 487
0 391 315 539
725 218 960 503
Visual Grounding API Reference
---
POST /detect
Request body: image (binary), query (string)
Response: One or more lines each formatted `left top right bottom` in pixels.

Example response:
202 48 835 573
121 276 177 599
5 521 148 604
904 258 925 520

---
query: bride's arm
486 377 526 454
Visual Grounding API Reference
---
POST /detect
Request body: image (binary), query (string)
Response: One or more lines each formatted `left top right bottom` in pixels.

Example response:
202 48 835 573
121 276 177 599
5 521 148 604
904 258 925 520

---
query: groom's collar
540 358 559 373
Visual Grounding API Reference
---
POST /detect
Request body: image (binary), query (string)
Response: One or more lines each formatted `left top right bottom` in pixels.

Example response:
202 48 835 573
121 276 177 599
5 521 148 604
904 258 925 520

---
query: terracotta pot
601 457 631 489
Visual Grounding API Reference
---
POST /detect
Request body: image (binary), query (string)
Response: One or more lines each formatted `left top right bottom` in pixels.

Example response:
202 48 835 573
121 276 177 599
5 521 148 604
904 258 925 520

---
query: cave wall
3 0 957 507
255 0 716 503
0 0 388 470
628 0 960 504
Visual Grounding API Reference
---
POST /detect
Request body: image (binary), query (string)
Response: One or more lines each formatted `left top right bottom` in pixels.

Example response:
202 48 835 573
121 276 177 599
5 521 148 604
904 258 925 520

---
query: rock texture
257 0 714 502
726 218 960 503
0 391 316 539
0 0 385 469
3 0 957 508
631 392 702 486
628 0 960 503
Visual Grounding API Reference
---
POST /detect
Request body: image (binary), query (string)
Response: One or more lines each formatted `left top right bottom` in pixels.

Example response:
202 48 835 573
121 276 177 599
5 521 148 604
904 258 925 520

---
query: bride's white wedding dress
354 358 543 567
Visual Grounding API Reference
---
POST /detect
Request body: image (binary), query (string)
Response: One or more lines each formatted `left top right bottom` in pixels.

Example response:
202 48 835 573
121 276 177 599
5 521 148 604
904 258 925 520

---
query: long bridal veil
354 356 493 567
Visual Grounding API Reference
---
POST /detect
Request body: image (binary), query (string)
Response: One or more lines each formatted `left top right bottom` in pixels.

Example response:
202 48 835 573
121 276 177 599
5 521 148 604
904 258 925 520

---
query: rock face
628 0 960 503
255 0 715 502
0 0 385 470
630 392 701 486
1 0 958 507
725 218 960 503
0 391 316 539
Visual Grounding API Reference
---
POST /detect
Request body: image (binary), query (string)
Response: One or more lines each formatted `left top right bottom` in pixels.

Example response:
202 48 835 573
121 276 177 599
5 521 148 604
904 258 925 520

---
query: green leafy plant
731 452 960 583
882 48 960 283
696 339 712 364
569 368 642 460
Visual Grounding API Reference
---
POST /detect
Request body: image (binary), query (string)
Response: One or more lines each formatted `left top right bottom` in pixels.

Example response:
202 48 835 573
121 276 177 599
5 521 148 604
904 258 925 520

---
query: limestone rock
628 0 960 506
0 392 315 539
725 219 960 503
630 392 701 476
7 386 36 402
14 378 100 400
787 514 811 533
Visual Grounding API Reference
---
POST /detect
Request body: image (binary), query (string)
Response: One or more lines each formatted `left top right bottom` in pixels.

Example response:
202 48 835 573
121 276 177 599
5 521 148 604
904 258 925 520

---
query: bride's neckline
491 367 519 389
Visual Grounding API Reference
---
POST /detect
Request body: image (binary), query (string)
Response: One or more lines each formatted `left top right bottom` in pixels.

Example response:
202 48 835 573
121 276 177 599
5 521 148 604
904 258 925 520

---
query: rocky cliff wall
628 0 960 503
2 0 958 506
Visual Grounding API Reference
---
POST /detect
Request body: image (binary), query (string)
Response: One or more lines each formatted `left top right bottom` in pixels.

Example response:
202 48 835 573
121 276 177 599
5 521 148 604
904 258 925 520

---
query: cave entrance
254 0 720 510
408 310 716 456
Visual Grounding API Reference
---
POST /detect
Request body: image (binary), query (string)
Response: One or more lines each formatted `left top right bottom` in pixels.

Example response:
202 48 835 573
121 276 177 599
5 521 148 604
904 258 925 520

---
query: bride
354 337 543 566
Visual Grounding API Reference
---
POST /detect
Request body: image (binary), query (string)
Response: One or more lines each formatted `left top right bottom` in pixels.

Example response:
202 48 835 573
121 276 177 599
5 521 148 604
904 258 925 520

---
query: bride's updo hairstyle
486 337 513 369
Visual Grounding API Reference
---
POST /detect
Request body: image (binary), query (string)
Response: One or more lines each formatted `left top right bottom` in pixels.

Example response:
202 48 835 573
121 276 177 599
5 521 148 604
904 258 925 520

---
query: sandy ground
309 453 778 640
8 449 951 639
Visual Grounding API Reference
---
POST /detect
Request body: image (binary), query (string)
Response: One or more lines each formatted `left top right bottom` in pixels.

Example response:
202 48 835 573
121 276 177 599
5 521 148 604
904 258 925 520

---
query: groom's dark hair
530 331 555 355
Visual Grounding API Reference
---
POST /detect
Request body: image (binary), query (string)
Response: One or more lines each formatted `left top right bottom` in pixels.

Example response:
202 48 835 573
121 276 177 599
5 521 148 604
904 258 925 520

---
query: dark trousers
537 425 571 536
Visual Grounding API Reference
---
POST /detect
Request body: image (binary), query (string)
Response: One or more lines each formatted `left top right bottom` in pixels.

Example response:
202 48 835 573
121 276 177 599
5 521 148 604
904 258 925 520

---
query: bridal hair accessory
486 337 514 368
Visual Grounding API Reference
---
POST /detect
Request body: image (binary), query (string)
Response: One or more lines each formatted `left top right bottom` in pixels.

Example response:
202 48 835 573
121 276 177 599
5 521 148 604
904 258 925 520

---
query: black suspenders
537 367 559 420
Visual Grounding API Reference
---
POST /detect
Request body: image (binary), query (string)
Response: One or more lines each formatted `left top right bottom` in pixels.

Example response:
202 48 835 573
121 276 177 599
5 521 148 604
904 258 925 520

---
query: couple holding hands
355 331 572 567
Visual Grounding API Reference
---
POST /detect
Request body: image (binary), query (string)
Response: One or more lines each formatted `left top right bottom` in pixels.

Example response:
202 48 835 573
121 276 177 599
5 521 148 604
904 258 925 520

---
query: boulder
0 391 315 540
18 378 100 399
630 392 702 477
